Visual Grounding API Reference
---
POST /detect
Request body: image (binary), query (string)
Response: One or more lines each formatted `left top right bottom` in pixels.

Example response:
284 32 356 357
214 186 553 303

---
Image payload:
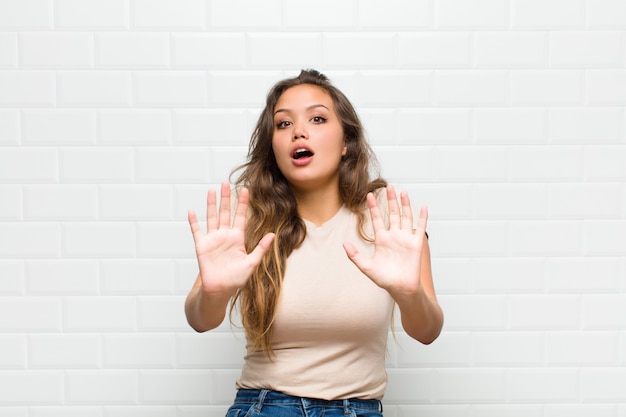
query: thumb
343 242 370 274
247 233 275 266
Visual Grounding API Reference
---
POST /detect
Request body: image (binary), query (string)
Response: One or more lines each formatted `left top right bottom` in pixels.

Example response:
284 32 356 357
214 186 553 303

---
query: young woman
185 69 443 417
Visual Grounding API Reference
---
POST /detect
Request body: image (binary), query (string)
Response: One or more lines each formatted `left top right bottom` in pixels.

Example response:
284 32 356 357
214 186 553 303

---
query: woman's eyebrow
273 104 330 115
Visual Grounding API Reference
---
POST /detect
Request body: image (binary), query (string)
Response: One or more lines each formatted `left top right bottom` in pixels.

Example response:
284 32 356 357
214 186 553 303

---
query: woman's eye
311 116 326 123
276 120 291 129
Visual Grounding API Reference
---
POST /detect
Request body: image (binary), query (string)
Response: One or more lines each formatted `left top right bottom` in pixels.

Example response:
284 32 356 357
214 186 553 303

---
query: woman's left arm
343 185 444 345
393 235 443 344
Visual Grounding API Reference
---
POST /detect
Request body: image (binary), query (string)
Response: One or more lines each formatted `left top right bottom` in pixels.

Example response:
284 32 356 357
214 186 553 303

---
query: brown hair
230 69 386 357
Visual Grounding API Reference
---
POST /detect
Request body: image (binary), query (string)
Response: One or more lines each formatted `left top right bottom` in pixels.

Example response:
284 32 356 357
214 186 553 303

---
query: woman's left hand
343 185 428 301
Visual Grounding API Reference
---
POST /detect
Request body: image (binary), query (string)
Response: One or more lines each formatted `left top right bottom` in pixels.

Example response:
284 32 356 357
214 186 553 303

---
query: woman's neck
293 186 343 227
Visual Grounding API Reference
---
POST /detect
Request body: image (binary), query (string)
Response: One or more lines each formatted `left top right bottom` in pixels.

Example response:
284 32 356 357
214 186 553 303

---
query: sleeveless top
236 196 395 400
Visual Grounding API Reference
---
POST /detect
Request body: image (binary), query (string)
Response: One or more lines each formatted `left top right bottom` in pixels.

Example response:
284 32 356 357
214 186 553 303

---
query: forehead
275 84 334 110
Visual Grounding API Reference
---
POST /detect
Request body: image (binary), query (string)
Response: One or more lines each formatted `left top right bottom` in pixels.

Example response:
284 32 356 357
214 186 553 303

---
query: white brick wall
0 0 624 415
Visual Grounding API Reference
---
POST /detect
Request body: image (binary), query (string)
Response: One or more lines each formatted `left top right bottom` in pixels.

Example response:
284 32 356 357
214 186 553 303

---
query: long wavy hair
230 69 387 357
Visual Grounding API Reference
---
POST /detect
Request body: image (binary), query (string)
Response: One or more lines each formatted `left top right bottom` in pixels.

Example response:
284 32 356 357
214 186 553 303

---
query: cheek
272 128 290 144
270 134 283 154
271 136 289 166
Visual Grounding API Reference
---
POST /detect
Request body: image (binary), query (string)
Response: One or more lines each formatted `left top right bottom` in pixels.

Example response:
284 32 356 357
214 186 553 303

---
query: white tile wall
1 0 625 415
0 0 52 29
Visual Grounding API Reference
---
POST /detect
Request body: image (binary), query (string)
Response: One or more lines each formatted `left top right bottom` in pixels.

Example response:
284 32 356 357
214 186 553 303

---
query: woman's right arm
185 273 235 332
184 182 275 333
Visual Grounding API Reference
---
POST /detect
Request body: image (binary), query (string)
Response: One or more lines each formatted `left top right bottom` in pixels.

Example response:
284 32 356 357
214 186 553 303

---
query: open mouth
292 148 314 160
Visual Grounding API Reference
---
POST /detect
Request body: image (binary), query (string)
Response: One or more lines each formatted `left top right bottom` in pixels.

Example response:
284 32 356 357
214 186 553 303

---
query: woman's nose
292 123 308 140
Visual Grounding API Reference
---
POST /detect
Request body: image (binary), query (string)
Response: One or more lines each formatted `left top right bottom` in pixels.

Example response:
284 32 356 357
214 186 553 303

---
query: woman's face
271 84 347 193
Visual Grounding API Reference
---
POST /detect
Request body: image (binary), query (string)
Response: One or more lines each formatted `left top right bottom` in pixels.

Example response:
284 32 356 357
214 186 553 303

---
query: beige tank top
236 200 394 400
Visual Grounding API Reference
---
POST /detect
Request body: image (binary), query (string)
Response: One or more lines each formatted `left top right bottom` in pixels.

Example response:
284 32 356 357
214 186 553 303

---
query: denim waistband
234 389 383 412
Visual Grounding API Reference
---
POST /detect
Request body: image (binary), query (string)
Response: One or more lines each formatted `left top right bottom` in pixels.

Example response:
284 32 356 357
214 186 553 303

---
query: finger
246 232 275 266
232 187 249 231
367 192 386 235
415 205 428 236
188 210 203 243
206 189 218 232
386 185 400 229
342 242 371 275
218 181 231 228
400 191 414 230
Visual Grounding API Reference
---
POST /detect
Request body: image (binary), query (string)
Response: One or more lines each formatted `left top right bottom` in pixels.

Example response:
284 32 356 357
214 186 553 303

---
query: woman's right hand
188 182 275 296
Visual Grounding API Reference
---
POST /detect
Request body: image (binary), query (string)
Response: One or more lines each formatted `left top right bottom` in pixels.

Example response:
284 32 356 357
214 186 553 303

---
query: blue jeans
226 389 384 417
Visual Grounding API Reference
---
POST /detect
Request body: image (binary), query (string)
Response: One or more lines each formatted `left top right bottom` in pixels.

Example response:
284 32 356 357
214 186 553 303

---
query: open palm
343 186 428 298
188 182 275 295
